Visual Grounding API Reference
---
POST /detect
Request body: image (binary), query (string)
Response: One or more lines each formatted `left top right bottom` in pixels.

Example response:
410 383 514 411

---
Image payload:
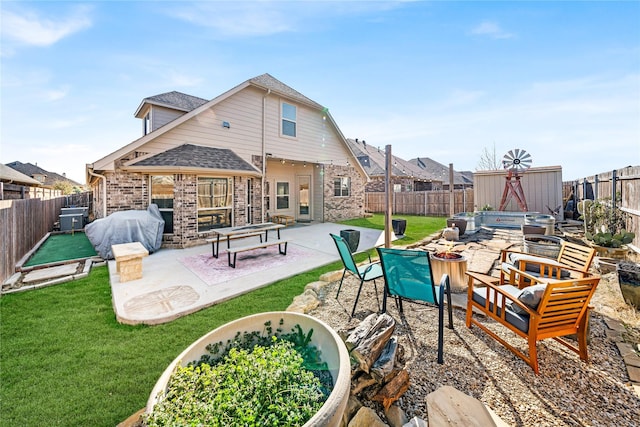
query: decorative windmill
498 148 532 211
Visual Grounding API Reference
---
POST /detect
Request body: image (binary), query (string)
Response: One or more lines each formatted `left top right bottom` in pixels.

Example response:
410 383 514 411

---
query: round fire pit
430 252 468 293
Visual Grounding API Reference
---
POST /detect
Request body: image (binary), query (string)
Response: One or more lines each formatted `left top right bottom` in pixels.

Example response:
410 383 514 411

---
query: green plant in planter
585 230 635 248
581 195 632 247
145 320 331 427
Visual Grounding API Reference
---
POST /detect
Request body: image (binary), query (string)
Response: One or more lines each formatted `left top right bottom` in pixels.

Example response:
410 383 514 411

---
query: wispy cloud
165 71 204 88
444 89 486 107
45 85 71 102
169 2 292 37
165 1 403 38
471 21 514 39
1 5 92 47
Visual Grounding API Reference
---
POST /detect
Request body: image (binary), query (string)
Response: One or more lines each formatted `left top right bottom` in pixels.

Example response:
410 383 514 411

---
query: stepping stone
22 263 79 283
427 385 509 427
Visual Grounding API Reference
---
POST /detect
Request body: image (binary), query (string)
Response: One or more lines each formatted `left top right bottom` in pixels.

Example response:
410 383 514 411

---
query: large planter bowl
524 214 555 235
588 242 629 260
617 261 640 310
146 312 351 427
523 235 564 259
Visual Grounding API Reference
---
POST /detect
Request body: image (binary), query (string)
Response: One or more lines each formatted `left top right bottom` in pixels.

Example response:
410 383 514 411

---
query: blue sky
1 1 639 184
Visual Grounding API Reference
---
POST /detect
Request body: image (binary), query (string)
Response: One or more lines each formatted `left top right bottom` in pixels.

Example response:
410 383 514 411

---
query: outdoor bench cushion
472 285 530 333
508 253 570 278
511 284 547 315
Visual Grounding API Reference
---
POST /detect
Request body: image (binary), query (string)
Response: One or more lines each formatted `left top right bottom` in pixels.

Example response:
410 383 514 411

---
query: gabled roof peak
248 73 324 109
135 91 209 117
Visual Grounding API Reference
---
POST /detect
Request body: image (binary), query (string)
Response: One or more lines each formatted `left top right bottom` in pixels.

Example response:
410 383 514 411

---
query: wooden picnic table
206 222 285 258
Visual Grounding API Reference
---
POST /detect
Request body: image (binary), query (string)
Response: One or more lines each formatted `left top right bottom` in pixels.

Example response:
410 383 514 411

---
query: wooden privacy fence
365 189 474 216
563 165 640 251
0 193 92 284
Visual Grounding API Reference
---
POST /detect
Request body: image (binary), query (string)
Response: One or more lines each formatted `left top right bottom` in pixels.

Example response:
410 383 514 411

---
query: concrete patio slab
110 222 388 325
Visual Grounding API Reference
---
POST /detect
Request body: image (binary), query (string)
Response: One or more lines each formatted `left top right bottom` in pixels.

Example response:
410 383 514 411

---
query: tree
476 143 501 171
53 180 74 195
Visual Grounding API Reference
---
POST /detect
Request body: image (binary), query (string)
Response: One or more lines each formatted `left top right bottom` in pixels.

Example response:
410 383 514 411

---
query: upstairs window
144 112 151 135
334 177 350 197
281 102 297 137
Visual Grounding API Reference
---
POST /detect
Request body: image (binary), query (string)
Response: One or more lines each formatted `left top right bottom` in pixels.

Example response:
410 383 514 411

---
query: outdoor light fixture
222 121 230 128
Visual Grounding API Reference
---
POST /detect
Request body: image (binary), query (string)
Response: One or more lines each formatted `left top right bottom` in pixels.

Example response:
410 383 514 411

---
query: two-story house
86 74 368 248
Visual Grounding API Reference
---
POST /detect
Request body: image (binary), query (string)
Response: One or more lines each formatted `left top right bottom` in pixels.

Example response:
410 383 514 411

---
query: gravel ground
307 235 640 426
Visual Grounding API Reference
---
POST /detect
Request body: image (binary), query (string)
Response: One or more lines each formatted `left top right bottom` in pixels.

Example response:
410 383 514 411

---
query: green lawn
339 214 445 246
0 215 445 426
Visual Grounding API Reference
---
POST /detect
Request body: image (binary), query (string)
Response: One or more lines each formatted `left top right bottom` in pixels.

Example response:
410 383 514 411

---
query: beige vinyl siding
152 106 186 131
139 88 264 159
131 86 356 173
265 160 324 222
474 166 564 218
263 96 348 166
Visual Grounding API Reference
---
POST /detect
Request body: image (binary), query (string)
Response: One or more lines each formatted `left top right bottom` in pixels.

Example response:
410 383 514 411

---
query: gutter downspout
88 167 107 218
262 88 271 223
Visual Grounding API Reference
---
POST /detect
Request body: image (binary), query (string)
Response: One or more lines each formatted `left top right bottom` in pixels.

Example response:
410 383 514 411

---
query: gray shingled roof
1 164 42 185
142 91 209 112
249 73 324 110
346 139 441 181
4 161 80 186
410 157 473 186
132 144 257 172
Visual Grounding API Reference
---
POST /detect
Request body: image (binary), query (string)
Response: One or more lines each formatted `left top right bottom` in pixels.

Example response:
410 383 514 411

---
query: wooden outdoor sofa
466 268 600 374
499 240 596 284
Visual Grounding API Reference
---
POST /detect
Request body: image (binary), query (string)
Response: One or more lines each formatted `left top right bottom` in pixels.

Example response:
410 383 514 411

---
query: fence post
612 169 617 210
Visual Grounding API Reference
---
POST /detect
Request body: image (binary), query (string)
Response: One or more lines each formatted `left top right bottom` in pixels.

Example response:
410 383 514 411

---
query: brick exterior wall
323 165 365 222
105 171 147 215
94 169 267 249
233 177 248 226
92 160 365 246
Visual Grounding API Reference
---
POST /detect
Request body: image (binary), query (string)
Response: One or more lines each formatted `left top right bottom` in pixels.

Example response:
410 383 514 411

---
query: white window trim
275 181 291 210
281 101 297 139
197 176 234 232
334 177 351 197
143 111 152 135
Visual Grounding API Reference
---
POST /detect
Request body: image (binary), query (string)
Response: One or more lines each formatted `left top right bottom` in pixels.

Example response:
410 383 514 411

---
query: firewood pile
342 313 409 414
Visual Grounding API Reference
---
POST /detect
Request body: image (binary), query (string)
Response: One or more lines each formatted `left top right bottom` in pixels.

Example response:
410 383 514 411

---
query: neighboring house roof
134 91 209 118
410 157 474 186
346 139 441 182
127 144 260 175
5 161 81 187
0 164 42 186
